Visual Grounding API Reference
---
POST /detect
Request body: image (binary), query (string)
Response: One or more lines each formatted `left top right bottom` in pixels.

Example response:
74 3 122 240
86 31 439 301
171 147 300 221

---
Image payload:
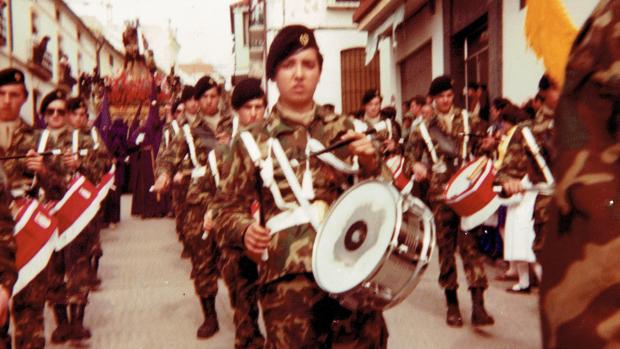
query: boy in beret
55 97 111 342
0 67 21 347
211 25 388 348
406 75 494 328
153 75 231 338
193 77 267 348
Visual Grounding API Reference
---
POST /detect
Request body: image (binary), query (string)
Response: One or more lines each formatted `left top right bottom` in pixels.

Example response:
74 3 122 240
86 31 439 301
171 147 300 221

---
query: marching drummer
198 77 267 348
212 24 389 347
1 73 67 348
406 75 494 327
153 76 228 339
57 97 112 342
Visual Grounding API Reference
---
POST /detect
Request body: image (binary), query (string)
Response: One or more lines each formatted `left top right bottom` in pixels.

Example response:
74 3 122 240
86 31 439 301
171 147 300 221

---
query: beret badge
299 33 310 46
15 73 21 82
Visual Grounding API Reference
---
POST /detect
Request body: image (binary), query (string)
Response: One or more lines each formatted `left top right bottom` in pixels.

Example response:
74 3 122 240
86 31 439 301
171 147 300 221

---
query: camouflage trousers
185 203 219 298
260 273 388 349
172 181 189 240
432 203 488 290
219 248 263 349
47 251 66 305
533 195 551 254
12 271 47 349
65 224 98 305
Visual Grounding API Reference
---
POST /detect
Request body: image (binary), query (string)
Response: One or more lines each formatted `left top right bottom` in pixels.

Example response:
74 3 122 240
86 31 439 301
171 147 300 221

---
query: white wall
265 0 366 113
232 6 250 77
502 0 598 104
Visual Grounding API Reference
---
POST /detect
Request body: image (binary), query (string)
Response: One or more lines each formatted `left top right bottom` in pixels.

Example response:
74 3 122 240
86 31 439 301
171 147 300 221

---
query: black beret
180 84 196 102
467 81 480 89
0 68 26 88
40 89 67 115
266 25 323 80
67 97 87 112
428 75 453 96
231 78 265 110
362 89 381 105
500 105 528 125
194 76 219 99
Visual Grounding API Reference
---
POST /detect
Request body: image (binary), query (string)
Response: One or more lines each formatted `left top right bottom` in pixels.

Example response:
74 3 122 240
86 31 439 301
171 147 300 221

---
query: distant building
352 0 598 117
0 0 124 123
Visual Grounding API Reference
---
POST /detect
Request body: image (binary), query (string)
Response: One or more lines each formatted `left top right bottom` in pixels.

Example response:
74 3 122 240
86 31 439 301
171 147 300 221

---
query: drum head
313 181 400 294
445 157 489 200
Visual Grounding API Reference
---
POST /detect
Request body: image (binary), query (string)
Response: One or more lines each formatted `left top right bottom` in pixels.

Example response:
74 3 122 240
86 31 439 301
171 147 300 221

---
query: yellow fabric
494 125 519 171
524 0 578 87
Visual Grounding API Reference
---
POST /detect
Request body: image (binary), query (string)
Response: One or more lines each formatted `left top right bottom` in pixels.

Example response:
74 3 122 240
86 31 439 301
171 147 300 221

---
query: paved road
45 195 541 348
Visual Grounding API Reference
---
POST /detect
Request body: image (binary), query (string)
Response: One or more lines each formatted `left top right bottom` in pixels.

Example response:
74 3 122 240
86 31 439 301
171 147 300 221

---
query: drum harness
239 122 396 260
493 125 555 196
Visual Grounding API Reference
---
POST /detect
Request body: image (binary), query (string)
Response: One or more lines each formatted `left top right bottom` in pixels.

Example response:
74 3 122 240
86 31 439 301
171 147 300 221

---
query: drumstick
467 158 487 181
254 167 269 262
298 128 383 161
0 149 62 160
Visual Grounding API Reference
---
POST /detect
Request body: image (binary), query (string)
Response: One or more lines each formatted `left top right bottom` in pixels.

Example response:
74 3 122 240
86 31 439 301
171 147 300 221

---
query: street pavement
45 195 542 348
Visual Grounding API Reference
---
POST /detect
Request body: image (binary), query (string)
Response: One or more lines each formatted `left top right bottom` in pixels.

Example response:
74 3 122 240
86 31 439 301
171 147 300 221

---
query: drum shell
327 190 435 311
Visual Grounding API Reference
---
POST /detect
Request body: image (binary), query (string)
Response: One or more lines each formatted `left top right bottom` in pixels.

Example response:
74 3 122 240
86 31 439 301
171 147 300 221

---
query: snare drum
312 180 435 310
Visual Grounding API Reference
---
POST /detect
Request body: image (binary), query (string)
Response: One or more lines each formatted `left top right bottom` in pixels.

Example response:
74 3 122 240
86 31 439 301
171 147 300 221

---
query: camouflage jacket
0 119 65 201
186 143 231 206
0 166 17 293
156 112 219 182
58 127 111 184
494 125 549 185
404 107 484 202
212 103 385 284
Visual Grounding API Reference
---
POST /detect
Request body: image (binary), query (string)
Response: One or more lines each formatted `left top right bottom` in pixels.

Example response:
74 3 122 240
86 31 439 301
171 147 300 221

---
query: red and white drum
12 199 58 294
51 175 100 250
444 157 501 231
313 180 435 310
385 155 413 193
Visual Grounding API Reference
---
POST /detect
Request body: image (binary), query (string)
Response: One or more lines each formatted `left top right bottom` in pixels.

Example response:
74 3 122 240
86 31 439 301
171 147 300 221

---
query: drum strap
521 126 555 187
90 128 100 150
182 124 201 168
240 131 296 211
37 129 50 153
418 122 439 164
461 110 470 161
271 139 320 231
207 150 220 187
231 115 239 140
164 129 170 148
72 129 80 155
171 120 180 135
494 125 518 171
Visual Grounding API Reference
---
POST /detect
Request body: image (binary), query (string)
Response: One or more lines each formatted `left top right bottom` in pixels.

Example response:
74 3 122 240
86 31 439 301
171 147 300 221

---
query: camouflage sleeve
339 117 384 178
495 130 529 183
0 187 17 293
78 130 111 183
211 137 258 250
155 131 189 178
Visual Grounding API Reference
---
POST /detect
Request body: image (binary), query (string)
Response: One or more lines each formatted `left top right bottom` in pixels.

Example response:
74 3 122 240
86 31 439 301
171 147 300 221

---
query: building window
0 2 7 47
340 47 380 115
109 54 114 67
76 29 81 42
55 7 61 21
243 12 249 46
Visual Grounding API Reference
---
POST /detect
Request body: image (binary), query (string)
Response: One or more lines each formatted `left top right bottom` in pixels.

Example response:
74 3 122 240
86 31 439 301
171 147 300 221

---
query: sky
66 0 238 80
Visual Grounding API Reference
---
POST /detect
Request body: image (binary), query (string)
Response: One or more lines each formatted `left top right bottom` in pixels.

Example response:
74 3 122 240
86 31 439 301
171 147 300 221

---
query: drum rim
312 179 401 293
444 156 491 202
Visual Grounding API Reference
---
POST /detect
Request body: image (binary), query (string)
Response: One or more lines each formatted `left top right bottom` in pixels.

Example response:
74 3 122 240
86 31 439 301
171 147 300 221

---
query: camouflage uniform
156 112 220 298
405 107 488 291
200 143 264 348
2 120 66 349
212 104 388 348
494 125 551 253
157 118 191 250
540 1 620 347
0 165 17 349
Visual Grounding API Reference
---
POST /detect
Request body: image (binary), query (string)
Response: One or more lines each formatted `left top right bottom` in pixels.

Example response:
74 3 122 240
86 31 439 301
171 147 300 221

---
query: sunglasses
45 108 67 117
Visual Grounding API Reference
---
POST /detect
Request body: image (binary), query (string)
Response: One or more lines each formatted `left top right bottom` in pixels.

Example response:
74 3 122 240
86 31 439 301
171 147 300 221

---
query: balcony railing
28 49 53 81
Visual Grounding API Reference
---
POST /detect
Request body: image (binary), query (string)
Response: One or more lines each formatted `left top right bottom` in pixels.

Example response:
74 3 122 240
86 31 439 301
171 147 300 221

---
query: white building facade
0 0 123 123
353 0 598 118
